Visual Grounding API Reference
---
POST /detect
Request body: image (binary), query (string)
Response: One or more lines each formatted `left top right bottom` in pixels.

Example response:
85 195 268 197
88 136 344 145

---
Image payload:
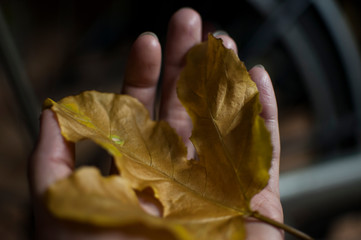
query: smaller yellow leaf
46 167 143 226
46 166 190 239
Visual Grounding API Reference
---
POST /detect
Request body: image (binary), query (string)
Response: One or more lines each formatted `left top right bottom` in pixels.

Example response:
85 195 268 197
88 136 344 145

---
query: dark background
0 0 361 239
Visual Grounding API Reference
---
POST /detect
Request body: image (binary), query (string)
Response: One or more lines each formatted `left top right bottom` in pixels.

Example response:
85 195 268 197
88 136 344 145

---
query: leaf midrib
204 56 251 205
120 150 247 217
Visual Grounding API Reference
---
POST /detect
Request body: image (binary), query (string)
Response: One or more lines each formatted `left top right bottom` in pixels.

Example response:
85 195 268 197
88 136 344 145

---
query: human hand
29 7 283 240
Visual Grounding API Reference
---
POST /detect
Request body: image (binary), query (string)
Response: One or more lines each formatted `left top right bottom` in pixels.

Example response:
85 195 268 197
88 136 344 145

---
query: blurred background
0 0 360 239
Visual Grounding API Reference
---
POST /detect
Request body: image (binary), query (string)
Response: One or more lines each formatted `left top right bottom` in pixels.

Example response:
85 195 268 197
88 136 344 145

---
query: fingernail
212 30 229 37
254 64 265 70
139 31 159 41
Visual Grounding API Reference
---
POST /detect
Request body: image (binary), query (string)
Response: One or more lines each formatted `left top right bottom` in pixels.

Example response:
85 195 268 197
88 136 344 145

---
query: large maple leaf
44 35 274 239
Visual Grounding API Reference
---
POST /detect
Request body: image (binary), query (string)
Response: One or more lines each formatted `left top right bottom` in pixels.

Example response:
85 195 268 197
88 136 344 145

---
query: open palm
29 7 283 240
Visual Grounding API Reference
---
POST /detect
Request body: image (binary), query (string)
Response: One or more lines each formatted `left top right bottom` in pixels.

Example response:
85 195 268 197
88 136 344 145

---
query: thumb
29 109 75 198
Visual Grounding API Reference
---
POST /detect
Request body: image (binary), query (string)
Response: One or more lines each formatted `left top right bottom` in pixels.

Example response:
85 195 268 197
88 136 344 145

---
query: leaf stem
250 211 314 240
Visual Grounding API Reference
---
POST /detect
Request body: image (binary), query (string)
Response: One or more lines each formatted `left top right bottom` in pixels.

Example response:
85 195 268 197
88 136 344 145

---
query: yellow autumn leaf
44 35 272 240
